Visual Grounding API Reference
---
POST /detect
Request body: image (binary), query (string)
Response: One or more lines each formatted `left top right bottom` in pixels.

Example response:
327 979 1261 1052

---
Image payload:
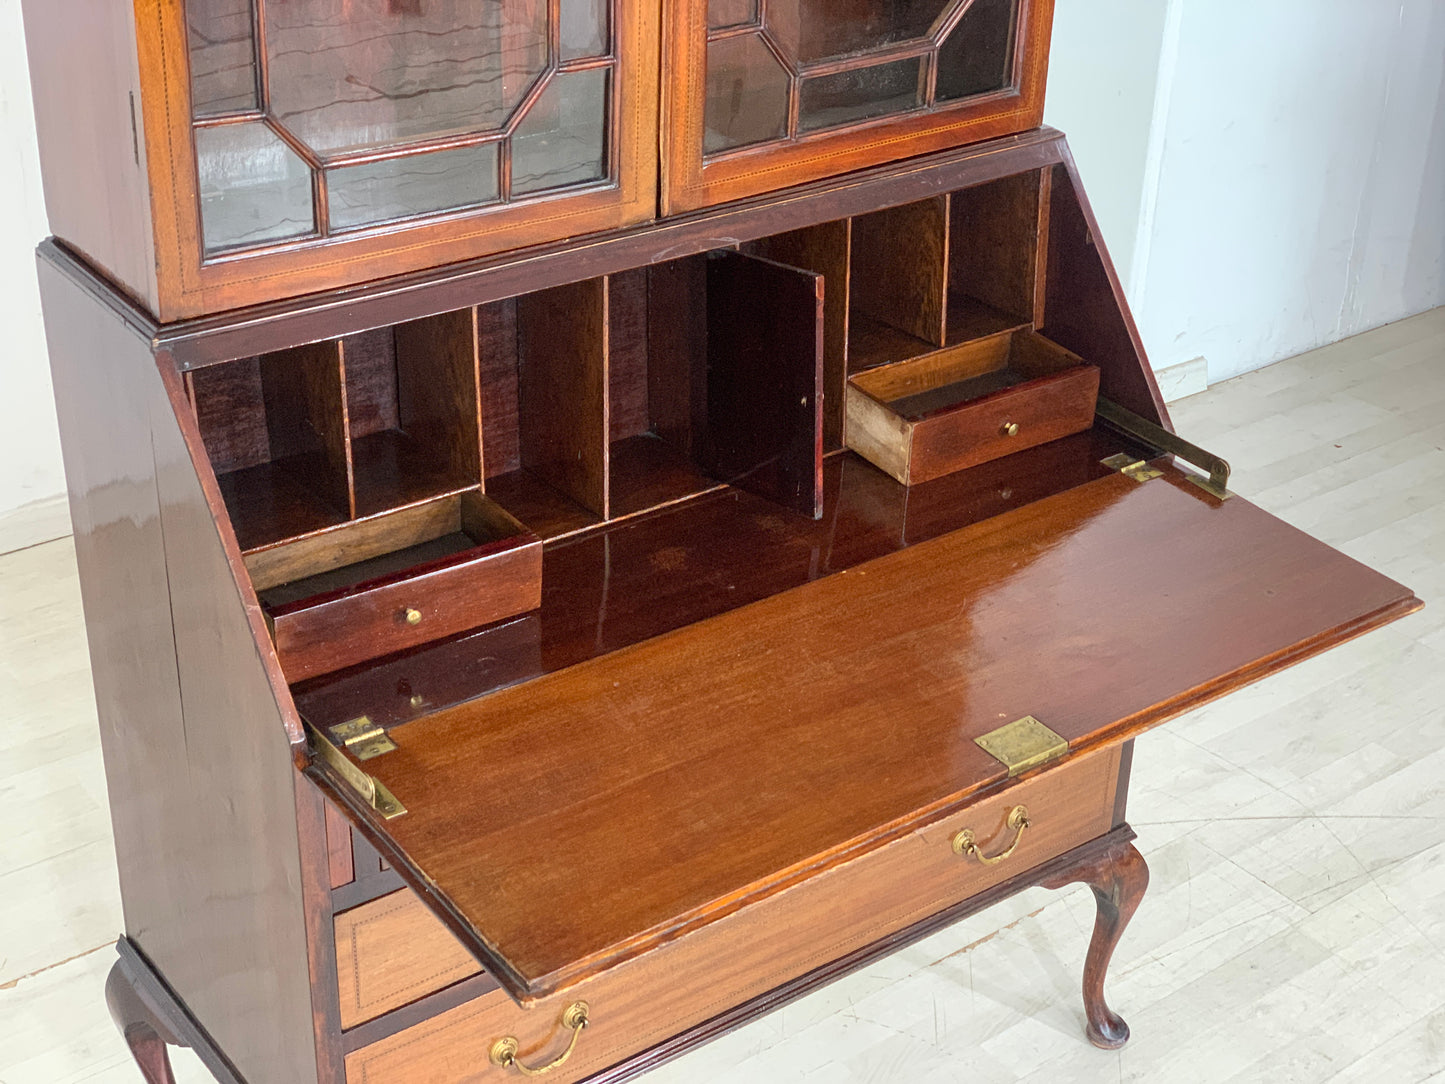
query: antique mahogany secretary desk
25 2 1419 1082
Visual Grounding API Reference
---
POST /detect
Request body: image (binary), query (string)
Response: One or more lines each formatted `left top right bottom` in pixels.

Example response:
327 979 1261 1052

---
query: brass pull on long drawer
953 804 1031 866
490 1001 590 1076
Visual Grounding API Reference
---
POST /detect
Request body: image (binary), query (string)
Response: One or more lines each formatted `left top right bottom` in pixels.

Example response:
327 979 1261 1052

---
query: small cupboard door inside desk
662 0 1057 212
307 465 1418 1005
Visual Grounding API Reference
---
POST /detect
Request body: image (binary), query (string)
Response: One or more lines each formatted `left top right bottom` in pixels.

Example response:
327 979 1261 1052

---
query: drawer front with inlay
344 744 1122 1082
335 891 484 1029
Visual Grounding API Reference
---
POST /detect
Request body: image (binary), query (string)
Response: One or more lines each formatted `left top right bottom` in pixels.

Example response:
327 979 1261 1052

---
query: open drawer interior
846 328 1102 484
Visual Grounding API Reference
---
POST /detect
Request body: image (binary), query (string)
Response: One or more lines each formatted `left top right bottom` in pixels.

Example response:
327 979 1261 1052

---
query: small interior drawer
245 489 541 682
846 329 1101 485
342 745 1123 1082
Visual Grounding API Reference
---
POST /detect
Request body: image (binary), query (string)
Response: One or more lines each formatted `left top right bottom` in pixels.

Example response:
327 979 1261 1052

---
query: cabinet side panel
23 1 158 313
1039 155 1168 427
151 356 320 1082
39 259 185 979
39 259 318 1084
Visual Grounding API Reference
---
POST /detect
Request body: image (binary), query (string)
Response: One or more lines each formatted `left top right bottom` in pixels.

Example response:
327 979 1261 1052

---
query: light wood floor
2 307 1442 1083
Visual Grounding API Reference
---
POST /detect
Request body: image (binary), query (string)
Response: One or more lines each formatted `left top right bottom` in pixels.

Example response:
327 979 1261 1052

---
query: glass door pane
703 0 1020 156
185 0 619 256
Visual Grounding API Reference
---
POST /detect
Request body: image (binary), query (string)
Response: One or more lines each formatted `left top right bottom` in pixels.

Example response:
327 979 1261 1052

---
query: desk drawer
248 490 542 683
845 330 1101 486
343 745 1121 1083
335 892 484 1029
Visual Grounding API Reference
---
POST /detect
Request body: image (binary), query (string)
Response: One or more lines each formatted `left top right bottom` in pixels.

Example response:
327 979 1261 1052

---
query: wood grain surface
517 278 611 519
745 220 853 450
701 251 825 518
334 892 483 1030
38 260 321 1083
343 747 1121 1081
850 198 950 349
268 528 542 683
948 168 1047 326
292 434 1133 730
324 465 1417 1002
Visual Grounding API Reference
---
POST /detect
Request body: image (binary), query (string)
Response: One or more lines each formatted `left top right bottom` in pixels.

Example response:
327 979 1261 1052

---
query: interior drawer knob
1000 421 1021 437
403 607 423 627
490 1001 590 1076
952 804 1030 865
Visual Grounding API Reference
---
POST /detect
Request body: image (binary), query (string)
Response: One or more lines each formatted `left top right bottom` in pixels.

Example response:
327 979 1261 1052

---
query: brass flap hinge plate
1096 397 1232 500
304 719 406 820
329 716 397 761
1101 452 1163 485
975 716 1069 777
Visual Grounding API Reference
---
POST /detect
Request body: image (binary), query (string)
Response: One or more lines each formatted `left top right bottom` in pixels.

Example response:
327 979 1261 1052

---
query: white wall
1051 0 1445 384
1043 0 1172 293
0 0 64 548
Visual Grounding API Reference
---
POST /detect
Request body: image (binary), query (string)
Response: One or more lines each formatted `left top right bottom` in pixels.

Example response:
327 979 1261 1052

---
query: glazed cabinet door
137 0 658 318
662 0 1054 211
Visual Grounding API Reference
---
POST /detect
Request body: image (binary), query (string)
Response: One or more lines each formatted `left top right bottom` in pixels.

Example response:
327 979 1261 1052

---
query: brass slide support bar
1096 397 1232 500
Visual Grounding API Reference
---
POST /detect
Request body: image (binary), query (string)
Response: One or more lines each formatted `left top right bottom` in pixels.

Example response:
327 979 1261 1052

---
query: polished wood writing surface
323 465 1417 1002
292 434 1127 730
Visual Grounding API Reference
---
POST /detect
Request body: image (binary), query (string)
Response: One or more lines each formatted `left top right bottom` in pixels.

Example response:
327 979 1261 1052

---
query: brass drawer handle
1000 421 1021 437
490 1001 589 1076
403 607 423 626
952 805 1030 865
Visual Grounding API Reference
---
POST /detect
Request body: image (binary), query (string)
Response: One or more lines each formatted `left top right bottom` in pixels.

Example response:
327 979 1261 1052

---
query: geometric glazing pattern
186 0 615 255
705 0 1018 154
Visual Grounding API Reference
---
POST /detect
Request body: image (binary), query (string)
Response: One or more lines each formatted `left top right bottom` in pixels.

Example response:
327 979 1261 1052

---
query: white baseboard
0 493 73 556
1155 356 1209 402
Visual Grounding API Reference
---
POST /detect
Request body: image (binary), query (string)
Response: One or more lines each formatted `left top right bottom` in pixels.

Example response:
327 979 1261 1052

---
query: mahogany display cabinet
29 5 1420 1084
25 0 1050 320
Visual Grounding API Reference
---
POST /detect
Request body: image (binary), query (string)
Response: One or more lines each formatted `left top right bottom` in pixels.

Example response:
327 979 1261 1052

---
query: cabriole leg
1040 836 1149 1049
105 960 179 1084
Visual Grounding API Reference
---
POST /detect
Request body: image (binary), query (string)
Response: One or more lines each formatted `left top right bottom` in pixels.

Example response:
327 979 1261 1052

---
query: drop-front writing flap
307 465 1418 1005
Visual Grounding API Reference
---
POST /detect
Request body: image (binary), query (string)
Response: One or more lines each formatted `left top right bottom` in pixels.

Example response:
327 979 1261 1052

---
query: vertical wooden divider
849 198 950 350
947 169 1052 340
646 256 710 459
516 278 611 520
607 269 652 446
745 220 852 451
470 307 487 484
330 341 358 520
1033 168 1053 328
478 299 521 482
261 341 355 520
394 307 486 487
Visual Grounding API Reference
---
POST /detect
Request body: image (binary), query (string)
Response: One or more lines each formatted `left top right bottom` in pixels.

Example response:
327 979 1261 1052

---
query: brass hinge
304 719 406 820
975 716 1069 777
1096 397 1232 500
328 716 397 761
1101 452 1163 485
